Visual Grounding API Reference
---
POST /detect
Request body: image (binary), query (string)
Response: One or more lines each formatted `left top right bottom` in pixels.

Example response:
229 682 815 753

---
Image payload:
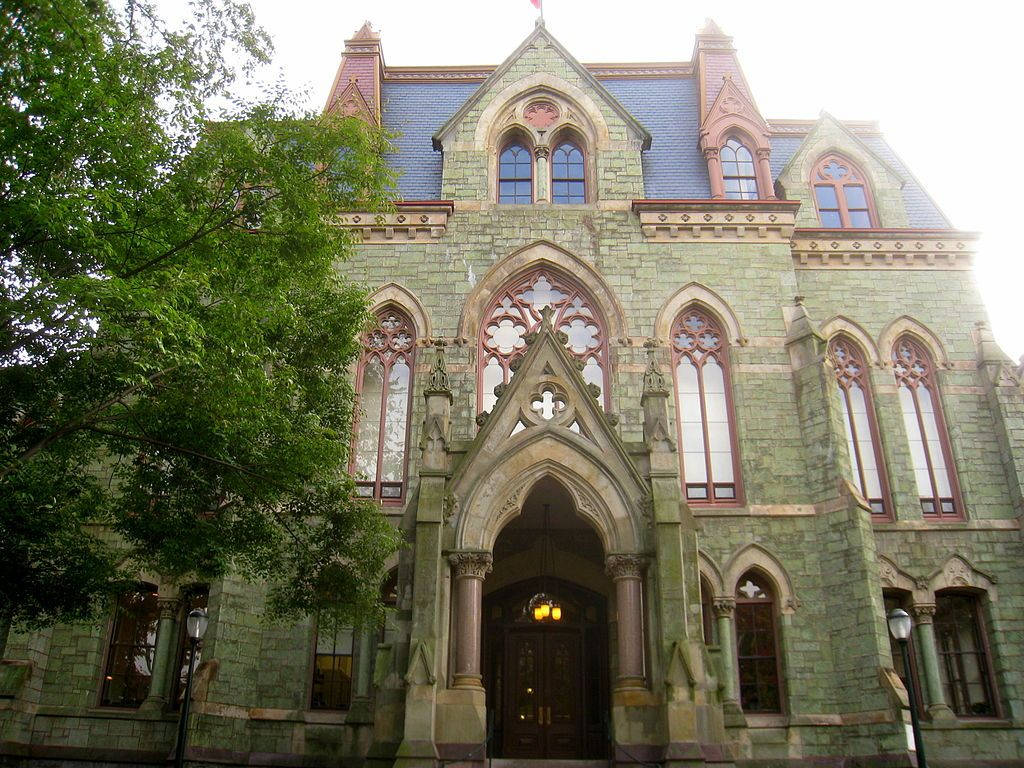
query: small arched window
478 268 608 413
734 571 782 713
353 308 415 501
720 137 758 200
892 335 961 518
671 309 740 503
812 154 876 228
551 141 585 203
828 336 890 518
498 142 533 204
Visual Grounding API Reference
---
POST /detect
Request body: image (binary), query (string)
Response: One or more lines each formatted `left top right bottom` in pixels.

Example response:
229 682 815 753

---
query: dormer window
551 141 585 203
498 142 533 204
720 138 758 199
812 154 876 228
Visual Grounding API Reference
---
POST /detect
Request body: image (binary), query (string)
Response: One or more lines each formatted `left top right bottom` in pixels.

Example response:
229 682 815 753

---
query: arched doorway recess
483 478 610 759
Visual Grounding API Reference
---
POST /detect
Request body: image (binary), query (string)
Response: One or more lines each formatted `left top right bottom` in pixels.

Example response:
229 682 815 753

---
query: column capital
157 597 181 620
449 551 492 578
712 597 736 617
534 145 550 159
911 603 936 623
605 553 645 579
703 144 720 161
755 147 772 160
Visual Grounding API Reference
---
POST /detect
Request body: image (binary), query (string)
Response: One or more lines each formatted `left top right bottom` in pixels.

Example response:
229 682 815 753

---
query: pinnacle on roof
352 21 378 40
699 18 727 36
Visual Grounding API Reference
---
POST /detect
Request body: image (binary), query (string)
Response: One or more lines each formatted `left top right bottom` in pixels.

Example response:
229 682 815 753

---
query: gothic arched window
935 591 998 717
353 308 415 501
101 585 159 708
734 571 782 713
478 268 608 413
892 335 961 518
720 137 758 200
828 336 890 518
671 309 740 503
498 142 533 204
551 141 585 203
812 154 876 228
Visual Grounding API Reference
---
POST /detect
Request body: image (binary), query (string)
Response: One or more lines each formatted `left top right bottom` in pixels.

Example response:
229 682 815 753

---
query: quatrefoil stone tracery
530 388 566 421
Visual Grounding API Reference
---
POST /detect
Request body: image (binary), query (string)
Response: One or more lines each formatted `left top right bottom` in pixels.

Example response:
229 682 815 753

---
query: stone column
534 145 550 203
141 597 180 710
713 598 739 708
755 147 775 199
912 603 955 720
703 145 725 199
449 552 492 689
606 554 646 689
346 628 376 723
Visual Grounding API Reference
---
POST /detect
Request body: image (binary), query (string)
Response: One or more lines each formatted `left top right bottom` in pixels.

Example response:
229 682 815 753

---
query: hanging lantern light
551 605 562 621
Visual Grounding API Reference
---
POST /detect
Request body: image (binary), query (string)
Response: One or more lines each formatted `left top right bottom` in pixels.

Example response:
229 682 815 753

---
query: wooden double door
484 579 608 760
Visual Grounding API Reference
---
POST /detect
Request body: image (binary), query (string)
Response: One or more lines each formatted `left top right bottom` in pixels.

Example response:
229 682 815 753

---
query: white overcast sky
233 0 1023 361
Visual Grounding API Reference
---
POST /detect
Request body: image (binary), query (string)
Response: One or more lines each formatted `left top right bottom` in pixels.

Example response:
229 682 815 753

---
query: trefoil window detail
720 138 758 200
671 309 739 503
478 269 608 413
812 154 876 228
828 336 889 517
735 572 782 713
353 308 415 501
892 336 960 518
551 141 585 204
498 142 533 204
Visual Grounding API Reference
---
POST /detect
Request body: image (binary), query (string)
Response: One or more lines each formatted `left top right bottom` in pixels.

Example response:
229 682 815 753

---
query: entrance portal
484 578 609 759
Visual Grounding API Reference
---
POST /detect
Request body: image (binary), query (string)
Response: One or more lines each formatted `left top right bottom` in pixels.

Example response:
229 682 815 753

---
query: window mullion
694 356 715 500
841 384 870 499
909 385 942 512
375 355 391 499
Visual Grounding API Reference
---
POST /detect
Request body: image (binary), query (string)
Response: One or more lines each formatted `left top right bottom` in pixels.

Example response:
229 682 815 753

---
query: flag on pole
530 0 542 10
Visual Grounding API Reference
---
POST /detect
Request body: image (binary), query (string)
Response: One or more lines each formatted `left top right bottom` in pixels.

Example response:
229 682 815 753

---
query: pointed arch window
498 142 533 204
478 268 608 413
893 335 961 518
671 309 740 503
935 591 998 717
720 137 758 200
735 571 782 713
828 336 890 518
551 141 585 204
812 154 876 228
100 585 159 708
353 308 415 501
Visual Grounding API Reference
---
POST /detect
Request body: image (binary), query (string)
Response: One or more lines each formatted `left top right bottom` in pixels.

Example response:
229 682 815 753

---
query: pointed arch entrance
482 477 610 759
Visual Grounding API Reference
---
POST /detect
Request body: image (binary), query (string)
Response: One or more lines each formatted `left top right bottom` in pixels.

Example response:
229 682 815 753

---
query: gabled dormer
432 21 651 204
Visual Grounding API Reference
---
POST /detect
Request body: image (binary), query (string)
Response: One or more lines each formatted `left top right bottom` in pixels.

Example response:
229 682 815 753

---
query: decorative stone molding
911 603 936 624
382 62 694 83
641 346 669 395
792 229 978 270
157 597 181 620
424 339 451 396
712 597 736 617
448 551 493 579
336 202 453 243
632 200 798 242
605 553 645 579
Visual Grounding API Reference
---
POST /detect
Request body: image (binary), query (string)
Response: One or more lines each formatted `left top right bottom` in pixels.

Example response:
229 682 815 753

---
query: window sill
32 705 177 721
744 713 788 728
921 717 1018 730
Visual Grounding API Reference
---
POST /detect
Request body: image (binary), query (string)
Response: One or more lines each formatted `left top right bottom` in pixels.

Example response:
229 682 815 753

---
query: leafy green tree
0 0 401 644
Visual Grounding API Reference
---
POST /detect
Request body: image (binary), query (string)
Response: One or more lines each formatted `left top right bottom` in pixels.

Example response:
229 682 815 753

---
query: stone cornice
768 118 882 136
792 228 979 270
383 61 693 83
337 201 453 243
631 199 799 242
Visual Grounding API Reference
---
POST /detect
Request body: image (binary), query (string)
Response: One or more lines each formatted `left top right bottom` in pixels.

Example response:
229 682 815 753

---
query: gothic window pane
353 309 416 500
893 336 959 517
101 587 160 708
552 141 585 203
721 138 758 200
672 311 738 502
734 573 781 713
812 154 877 227
477 269 608 413
311 625 353 710
935 593 996 717
499 142 533 203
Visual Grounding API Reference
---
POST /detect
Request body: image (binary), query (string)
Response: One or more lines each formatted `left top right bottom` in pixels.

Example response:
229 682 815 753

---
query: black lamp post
174 608 209 768
887 608 927 768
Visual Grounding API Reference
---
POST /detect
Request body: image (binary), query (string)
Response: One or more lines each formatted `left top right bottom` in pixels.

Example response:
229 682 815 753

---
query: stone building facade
3 18 1024 768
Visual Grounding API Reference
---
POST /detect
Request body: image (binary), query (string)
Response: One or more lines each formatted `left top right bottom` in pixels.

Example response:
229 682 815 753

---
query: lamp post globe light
886 608 927 768
174 608 209 768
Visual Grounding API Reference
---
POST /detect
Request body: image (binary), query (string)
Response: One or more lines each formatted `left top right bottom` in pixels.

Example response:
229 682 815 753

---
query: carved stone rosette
605 554 645 580
449 551 493 579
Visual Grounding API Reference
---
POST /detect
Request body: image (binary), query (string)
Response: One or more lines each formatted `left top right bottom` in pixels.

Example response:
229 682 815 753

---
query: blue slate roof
602 78 709 198
381 78 948 229
381 81 480 200
769 135 950 229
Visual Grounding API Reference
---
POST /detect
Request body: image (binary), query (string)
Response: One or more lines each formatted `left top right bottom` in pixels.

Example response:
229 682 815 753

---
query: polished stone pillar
912 603 955 720
606 554 646 689
141 597 180 710
534 146 550 203
704 146 725 198
449 551 492 689
713 598 738 708
756 147 775 199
